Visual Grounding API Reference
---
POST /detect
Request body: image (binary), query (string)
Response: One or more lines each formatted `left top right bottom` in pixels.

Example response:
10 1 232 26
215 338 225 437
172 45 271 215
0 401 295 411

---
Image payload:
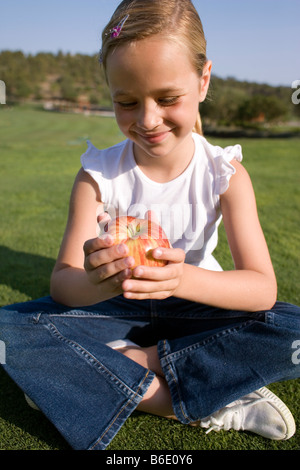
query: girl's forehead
107 36 192 66
106 37 197 88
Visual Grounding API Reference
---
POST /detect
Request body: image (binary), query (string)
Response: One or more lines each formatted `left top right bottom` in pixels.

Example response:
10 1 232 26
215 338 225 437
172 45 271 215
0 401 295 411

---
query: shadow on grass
0 245 56 305
0 246 70 449
0 369 70 450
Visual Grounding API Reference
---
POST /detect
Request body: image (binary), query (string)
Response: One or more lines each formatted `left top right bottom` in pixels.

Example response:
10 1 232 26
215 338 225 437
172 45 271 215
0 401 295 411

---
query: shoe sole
256 387 296 440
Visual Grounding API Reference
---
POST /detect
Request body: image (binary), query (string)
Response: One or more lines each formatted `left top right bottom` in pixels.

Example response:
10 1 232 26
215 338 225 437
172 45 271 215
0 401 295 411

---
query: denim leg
0 296 155 450
2 296 300 444
157 300 300 424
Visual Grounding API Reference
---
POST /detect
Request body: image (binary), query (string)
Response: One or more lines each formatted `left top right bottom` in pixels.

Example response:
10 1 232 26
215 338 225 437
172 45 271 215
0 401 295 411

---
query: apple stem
127 222 141 238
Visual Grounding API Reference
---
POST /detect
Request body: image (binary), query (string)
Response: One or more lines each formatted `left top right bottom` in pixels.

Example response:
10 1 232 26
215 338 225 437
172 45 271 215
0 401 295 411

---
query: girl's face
106 37 211 167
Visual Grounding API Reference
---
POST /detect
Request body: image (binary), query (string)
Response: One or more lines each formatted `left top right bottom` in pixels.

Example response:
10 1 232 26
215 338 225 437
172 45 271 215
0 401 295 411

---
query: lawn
0 105 299 451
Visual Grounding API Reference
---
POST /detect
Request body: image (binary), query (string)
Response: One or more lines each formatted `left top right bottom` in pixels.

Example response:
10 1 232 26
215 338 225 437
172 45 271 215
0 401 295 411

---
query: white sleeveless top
81 133 242 271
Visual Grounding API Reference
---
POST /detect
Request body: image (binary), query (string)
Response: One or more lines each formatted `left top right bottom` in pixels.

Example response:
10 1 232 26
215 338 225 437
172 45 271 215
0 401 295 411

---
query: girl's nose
137 102 163 130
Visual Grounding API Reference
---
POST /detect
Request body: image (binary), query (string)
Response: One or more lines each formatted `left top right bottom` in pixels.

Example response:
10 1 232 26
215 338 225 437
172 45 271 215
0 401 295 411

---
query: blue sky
0 0 299 86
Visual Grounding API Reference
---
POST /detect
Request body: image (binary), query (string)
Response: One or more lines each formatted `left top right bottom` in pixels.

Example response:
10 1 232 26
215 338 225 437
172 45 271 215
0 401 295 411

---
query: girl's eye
114 97 180 109
115 101 137 109
159 97 179 106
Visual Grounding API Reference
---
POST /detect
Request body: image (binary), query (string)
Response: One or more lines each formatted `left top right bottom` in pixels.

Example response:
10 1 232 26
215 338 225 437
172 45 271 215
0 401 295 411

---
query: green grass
0 105 299 451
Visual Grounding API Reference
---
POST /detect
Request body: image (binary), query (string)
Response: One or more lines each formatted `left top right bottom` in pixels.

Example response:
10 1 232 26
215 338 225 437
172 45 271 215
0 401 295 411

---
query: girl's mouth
137 131 170 144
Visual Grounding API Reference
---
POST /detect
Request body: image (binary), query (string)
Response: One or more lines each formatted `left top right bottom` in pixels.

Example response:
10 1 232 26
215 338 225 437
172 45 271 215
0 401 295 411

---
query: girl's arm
50 169 134 307
175 160 277 311
123 161 277 312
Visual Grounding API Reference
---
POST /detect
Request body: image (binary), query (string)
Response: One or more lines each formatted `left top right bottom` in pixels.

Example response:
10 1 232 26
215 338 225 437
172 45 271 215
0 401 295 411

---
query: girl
1 0 300 450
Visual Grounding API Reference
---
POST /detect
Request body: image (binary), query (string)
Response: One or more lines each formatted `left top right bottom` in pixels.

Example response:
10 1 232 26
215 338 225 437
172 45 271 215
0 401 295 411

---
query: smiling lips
136 130 170 144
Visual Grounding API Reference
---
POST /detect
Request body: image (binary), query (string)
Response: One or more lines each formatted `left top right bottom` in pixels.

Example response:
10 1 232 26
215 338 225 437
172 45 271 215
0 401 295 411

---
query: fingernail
117 243 128 255
154 248 162 258
123 280 132 291
101 234 113 244
99 233 113 245
125 257 135 267
134 267 143 277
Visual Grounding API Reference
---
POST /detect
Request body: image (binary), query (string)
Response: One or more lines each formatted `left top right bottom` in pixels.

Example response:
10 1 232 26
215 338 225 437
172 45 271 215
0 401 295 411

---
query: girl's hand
121 247 186 300
83 235 135 294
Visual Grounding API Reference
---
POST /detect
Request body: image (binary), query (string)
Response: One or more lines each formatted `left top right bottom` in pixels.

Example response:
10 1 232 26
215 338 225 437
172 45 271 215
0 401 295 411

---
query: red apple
104 216 170 268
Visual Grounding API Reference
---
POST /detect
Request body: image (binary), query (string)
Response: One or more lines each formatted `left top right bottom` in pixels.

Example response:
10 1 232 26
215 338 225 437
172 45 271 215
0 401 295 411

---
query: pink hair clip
110 14 129 38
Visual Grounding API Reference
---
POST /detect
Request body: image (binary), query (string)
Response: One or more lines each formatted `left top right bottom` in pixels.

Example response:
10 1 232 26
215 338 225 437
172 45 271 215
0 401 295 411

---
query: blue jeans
0 295 300 450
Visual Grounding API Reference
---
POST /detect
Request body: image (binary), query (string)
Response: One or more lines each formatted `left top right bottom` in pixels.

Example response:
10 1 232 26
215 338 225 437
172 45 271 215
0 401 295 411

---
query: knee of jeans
0 307 13 324
0 306 35 327
266 303 300 331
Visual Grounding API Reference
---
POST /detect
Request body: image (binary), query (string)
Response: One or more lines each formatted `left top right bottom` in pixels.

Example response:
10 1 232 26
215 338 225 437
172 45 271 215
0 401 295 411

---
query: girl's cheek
115 112 133 129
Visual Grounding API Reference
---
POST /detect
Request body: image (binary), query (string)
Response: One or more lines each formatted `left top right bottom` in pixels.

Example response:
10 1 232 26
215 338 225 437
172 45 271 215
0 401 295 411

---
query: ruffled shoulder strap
81 140 102 169
80 140 106 195
80 139 132 203
198 136 243 195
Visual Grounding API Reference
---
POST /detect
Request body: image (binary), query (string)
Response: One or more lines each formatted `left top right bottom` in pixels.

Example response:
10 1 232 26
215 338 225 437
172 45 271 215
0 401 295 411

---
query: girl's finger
131 264 172 281
92 258 134 283
122 276 178 295
86 244 133 272
83 235 114 256
123 290 172 301
152 247 185 264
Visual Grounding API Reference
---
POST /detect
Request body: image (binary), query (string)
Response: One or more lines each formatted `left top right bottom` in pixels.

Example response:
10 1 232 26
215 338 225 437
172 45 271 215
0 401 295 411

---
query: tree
59 75 78 102
235 95 288 124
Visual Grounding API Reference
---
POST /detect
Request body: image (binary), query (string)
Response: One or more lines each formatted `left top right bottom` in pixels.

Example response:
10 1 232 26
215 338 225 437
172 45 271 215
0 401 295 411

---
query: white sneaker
106 339 140 350
24 393 40 411
200 387 296 440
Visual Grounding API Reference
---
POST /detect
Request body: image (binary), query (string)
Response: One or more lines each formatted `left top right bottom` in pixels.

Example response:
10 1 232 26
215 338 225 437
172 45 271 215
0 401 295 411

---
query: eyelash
159 97 179 106
115 97 180 109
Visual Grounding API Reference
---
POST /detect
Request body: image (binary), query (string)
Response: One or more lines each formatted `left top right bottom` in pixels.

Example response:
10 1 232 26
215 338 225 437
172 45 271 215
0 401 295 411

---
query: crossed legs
120 345 176 419
119 344 297 441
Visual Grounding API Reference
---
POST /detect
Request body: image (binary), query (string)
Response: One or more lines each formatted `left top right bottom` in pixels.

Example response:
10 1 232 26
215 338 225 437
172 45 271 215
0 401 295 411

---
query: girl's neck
133 134 195 183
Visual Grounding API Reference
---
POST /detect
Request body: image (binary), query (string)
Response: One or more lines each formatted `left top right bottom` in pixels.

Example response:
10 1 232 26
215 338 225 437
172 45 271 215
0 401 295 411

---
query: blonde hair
101 0 207 135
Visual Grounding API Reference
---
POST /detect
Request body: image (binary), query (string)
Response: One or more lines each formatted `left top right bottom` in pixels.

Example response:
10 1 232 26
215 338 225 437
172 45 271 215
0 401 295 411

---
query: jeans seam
47 321 142 398
265 311 275 325
89 369 153 450
161 340 190 423
165 319 256 361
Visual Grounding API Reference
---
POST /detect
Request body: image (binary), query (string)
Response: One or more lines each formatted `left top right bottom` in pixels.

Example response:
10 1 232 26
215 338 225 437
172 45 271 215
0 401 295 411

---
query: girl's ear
199 60 212 103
